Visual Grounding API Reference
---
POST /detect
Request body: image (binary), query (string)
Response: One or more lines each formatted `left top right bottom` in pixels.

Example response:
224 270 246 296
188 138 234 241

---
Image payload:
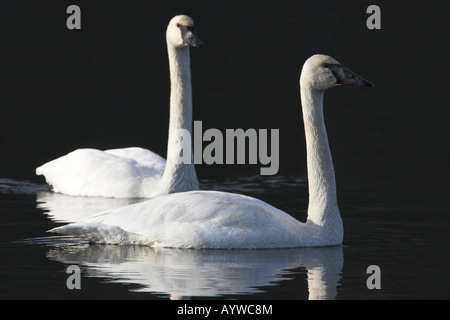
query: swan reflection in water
36 191 145 223
46 242 342 300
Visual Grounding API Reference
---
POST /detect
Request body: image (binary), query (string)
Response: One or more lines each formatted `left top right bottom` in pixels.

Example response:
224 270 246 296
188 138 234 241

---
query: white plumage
51 191 327 248
36 15 203 198
50 54 373 249
36 147 165 198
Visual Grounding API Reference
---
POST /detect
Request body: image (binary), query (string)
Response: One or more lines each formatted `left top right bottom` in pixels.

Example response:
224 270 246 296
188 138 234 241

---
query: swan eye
323 63 330 69
176 23 181 28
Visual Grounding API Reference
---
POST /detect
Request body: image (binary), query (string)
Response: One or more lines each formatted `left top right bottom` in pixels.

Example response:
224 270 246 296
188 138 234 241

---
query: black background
1 1 448 190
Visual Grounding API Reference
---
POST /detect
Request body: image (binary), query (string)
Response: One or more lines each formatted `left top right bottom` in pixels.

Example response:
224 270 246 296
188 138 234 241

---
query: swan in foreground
50 54 374 248
36 15 204 198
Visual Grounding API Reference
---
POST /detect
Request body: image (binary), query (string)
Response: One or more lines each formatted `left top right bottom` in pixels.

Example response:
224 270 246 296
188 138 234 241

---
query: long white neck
300 84 340 227
159 44 199 194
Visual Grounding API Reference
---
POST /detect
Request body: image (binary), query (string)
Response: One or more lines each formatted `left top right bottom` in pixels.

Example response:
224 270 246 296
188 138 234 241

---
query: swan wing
36 148 165 198
105 147 165 171
50 190 307 249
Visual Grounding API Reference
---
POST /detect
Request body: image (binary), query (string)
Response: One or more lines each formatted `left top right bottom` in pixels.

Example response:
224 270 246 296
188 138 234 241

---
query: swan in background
50 54 373 249
36 15 204 198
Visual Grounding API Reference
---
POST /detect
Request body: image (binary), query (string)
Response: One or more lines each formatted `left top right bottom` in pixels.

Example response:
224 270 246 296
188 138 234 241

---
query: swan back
36 148 166 198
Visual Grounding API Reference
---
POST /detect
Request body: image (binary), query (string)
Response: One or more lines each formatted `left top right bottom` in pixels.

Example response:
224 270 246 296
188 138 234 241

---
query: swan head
166 15 205 48
300 54 374 91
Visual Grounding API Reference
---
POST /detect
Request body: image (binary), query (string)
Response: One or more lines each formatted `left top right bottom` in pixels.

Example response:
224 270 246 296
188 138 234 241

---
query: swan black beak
180 25 206 47
325 64 374 87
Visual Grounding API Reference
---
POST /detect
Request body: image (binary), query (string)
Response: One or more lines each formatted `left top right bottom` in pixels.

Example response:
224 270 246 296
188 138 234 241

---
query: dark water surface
1 172 449 300
1 0 449 300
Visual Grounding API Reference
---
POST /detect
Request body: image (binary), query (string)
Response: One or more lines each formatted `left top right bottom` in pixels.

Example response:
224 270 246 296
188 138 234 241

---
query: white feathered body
36 147 166 198
50 190 342 248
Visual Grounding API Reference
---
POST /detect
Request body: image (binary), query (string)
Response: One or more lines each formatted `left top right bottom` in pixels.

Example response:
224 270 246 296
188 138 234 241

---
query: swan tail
48 223 150 245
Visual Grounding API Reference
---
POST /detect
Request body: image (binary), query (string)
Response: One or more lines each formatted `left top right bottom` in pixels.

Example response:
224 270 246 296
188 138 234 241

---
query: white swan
50 54 373 248
36 15 204 198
